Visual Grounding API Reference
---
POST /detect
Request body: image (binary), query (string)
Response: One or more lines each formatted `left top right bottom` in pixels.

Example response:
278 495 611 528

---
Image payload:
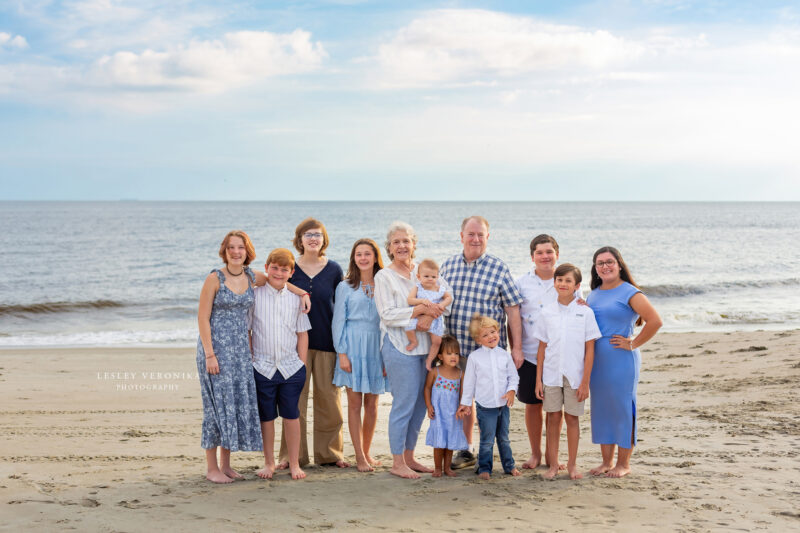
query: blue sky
1 0 799 201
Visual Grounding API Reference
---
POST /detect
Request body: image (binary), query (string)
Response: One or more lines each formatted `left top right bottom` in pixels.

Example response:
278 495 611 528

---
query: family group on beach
196 216 662 484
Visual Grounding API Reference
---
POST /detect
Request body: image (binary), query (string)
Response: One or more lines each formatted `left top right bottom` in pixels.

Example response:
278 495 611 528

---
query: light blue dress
587 282 642 448
425 368 469 451
405 281 446 337
331 280 387 394
196 268 263 451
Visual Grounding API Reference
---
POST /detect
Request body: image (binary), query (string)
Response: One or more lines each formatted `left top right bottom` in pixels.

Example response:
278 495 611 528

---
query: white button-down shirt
533 299 601 389
460 345 520 408
516 269 558 363
249 283 312 380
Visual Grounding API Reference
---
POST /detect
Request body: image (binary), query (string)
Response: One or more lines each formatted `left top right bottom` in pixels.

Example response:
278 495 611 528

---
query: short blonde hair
469 314 500 342
417 258 439 273
461 215 490 232
384 221 417 261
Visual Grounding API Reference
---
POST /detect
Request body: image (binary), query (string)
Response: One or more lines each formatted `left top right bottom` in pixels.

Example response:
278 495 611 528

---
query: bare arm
610 293 663 350
297 331 309 365
253 270 310 312
424 370 436 419
505 304 524 369
438 291 453 310
198 273 220 374
535 341 546 400
577 339 595 402
406 286 421 305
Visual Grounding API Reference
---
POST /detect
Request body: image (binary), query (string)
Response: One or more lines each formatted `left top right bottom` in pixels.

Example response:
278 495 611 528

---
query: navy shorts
517 360 542 405
253 366 307 422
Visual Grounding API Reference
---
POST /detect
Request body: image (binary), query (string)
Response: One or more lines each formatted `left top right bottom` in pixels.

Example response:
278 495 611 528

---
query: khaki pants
279 349 344 466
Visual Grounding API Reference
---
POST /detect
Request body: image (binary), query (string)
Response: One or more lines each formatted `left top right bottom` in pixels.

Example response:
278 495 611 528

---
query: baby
405 258 453 370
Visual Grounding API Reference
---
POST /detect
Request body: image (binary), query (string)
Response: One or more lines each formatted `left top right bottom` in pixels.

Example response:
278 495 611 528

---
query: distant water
1 201 799 347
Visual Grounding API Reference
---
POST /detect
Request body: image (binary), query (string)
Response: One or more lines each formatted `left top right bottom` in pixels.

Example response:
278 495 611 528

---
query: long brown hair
590 246 642 326
345 238 383 288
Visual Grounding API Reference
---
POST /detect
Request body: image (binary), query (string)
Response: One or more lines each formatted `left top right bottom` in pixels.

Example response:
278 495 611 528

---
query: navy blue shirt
290 260 343 352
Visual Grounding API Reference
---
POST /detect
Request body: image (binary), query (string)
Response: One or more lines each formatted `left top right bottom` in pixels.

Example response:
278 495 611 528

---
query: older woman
197 230 263 483
587 246 662 478
278 218 348 468
374 221 449 479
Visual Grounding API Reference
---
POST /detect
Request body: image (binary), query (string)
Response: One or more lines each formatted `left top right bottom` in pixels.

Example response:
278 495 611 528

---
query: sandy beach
1 329 798 532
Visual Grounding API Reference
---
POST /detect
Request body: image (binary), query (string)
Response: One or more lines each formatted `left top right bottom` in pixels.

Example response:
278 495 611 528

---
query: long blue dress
196 268 263 451
331 280 387 394
587 281 642 448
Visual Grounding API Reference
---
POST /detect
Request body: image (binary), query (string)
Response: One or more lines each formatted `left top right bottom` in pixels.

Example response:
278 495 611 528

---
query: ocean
1 201 798 347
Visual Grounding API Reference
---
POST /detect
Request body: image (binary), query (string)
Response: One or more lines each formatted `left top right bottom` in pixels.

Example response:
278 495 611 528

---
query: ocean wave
0 327 197 347
0 300 126 316
642 277 800 298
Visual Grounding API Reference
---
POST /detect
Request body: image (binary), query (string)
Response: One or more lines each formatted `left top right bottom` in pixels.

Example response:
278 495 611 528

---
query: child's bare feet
390 465 420 479
542 465 559 480
206 470 233 483
546 460 566 471
432 469 443 478
290 465 306 480
366 455 382 467
405 340 418 351
605 464 631 478
425 355 436 371
507 468 521 477
355 457 374 472
256 465 275 479
221 467 244 480
276 461 289 470
567 464 583 480
477 472 491 480
589 462 612 476
521 454 541 469
443 468 457 477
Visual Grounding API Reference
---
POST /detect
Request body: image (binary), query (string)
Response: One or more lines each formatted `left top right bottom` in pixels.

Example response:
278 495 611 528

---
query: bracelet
301 292 310 297
205 354 216 360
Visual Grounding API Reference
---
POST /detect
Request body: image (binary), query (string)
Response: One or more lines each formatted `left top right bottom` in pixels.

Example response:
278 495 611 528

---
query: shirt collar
461 251 487 266
264 282 288 295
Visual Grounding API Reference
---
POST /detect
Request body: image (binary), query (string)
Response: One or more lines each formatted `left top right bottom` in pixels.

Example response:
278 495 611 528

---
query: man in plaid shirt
440 215 524 468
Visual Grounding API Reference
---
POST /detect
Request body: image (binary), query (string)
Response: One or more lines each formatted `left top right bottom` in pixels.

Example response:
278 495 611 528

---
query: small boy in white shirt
533 263 601 480
457 315 521 480
249 248 312 481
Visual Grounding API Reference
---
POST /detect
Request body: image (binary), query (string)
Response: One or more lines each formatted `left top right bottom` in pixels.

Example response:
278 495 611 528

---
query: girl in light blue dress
332 238 387 472
424 335 469 477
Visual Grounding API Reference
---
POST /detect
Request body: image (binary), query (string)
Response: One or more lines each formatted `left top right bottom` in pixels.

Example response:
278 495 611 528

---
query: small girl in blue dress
424 335 469 477
404 258 453 370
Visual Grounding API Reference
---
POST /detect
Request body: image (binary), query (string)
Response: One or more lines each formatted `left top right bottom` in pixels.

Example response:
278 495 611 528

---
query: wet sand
1 329 798 532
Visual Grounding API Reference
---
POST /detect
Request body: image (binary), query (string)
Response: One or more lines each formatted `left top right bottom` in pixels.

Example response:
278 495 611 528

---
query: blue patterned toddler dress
196 268 263 451
405 281 446 337
425 368 469 450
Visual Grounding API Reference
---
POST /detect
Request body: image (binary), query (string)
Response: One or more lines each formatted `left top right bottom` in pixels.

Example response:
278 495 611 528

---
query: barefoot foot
405 341 418 351
365 455 382 467
407 460 433 473
477 472 491 480
206 470 233 484
521 455 542 470
444 468 457 477
390 465 420 479
256 465 275 479
356 458 374 472
290 465 306 480
605 465 631 478
276 461 289 470
542 466 559 480
589 463 612 476
432 469 442 478
221 468 244 480
567 464 583 480
507 468 521 477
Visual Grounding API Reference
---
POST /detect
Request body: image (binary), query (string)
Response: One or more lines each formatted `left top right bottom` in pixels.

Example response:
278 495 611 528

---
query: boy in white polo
534 263 600 480
249 248 312 481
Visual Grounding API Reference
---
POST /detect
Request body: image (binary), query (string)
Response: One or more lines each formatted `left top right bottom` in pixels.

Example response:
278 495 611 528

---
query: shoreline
1 330 798 531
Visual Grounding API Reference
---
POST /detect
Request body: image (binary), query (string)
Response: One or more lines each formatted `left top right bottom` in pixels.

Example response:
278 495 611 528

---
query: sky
1 0 799 201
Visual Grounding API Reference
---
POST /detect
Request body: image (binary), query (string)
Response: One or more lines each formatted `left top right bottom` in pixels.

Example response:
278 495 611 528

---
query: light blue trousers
381 334 428 455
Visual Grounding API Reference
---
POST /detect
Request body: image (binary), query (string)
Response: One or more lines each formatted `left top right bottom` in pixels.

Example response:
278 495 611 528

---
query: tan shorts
542 376 584 416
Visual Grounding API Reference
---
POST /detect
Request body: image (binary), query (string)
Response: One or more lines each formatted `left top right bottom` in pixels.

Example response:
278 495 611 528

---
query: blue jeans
381 335 428 455
476 403 515 474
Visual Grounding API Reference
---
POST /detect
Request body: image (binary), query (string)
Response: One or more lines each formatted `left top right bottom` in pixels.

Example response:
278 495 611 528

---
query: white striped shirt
249 283 311 379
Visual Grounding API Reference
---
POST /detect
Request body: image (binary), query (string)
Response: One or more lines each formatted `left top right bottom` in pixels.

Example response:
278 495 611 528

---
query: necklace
226 266 244 277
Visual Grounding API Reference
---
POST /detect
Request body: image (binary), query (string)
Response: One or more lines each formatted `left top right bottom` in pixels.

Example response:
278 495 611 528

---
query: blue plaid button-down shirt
440 252 523 356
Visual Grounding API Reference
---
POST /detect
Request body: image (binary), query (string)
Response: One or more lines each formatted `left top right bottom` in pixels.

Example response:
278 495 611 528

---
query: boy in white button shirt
533 264 601 480
457 315 521 480
249 248 312 481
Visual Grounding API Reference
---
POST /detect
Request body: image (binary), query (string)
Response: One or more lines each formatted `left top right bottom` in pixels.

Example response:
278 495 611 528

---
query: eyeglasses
303 232 323 239
595 259 617 268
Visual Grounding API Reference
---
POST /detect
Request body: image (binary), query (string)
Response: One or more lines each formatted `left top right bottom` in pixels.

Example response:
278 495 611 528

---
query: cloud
0 32 29 50
374 9 644 87
89 29 326 93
